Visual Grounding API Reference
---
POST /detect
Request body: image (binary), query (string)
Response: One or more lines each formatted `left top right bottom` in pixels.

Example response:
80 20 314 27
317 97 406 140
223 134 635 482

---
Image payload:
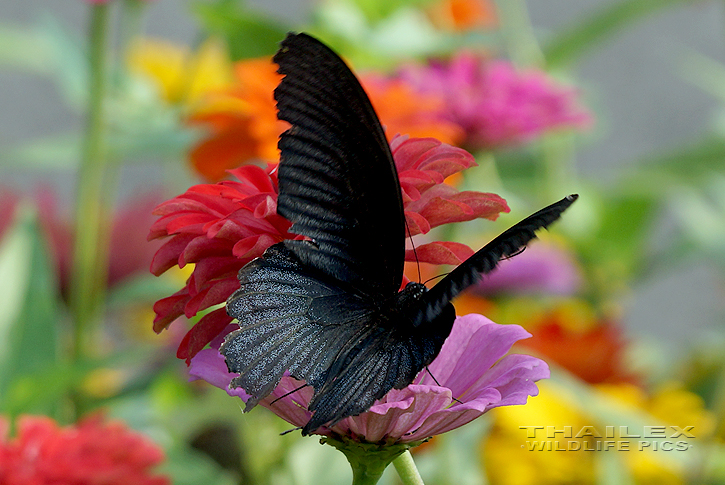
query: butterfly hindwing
302 301 455 434
273 32 405 298
222 243 379 410
223 243 456 434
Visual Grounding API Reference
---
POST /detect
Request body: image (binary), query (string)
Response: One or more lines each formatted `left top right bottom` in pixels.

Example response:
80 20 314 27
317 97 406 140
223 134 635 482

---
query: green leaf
666 177 725 273
38 13 89 108
0 15 89 107
0 205 61 410
161 446 238 485
192 1 289 61
2 132 81 169
544 0 697 68
568 188 657 299
2 125 198 171
677 50 725 102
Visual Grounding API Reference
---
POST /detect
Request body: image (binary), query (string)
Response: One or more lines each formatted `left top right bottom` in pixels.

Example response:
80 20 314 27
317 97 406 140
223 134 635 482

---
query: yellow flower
127 37 233 105
482 380 713 484
483 381 595 485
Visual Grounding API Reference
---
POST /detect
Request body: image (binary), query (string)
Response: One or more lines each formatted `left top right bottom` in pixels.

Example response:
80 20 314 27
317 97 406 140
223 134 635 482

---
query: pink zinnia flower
189 313 548 442
0 414 169 485
149 135 509 363
399 53 591 150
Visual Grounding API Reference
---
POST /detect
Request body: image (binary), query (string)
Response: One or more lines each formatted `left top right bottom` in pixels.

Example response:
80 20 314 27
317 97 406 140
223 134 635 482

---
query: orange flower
187 57 466 180
188 59 287 181
362 75 464 145
517 303 637 385
427 0 498 31
453 295 638 385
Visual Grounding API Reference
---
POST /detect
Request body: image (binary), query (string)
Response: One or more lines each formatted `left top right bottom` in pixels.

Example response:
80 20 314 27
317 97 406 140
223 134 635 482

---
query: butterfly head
400 281 427 302
393 281 446 330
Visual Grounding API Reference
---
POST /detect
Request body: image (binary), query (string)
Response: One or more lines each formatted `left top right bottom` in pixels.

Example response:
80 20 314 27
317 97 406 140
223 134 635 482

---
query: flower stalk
393 450 425 485
322 436 419 485
69 3 112 364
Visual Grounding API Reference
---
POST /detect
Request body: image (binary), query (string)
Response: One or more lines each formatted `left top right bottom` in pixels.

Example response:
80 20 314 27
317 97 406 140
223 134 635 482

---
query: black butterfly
221 32 577 435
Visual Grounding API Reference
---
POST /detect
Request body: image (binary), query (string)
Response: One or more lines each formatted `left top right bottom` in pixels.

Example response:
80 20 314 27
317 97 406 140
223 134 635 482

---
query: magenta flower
399 53 591 150
149 135 509 363
474 241 583 296
189 313 548 443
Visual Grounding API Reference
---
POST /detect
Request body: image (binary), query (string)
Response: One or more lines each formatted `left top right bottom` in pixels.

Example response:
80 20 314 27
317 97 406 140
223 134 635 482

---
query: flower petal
405 241 474 265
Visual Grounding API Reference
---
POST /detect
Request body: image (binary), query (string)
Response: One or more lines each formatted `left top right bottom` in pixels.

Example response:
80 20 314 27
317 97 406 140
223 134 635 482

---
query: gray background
1 0 723 352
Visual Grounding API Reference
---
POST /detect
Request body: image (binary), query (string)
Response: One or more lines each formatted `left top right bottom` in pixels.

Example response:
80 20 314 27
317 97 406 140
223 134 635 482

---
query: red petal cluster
149 164 295 362
149 136 509 362
0 414 168 485
393 135 508 236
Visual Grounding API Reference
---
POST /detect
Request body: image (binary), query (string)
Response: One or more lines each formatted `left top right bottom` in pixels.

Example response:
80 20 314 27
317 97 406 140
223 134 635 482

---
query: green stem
69 3 111 364
393 450 425 485
322 436 423 485
541 133 577 203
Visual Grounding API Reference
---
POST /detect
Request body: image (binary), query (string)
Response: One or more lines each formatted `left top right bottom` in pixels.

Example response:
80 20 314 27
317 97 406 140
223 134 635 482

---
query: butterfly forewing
273 33 405 298
417 194 579 326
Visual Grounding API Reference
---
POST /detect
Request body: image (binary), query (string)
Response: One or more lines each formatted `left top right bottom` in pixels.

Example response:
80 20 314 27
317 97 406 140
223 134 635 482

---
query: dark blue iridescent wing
222 243 454 434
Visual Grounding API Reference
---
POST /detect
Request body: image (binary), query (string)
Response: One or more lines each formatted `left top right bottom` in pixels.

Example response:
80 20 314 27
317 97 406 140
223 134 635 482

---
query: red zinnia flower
149 135 509 363
0 414 169 485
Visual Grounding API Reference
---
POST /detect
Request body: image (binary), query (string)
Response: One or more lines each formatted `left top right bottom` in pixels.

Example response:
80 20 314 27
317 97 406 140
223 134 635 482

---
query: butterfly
220 32 577 435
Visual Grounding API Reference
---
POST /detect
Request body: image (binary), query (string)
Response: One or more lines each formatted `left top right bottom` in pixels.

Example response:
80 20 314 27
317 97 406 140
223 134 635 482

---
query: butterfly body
221 32 577 435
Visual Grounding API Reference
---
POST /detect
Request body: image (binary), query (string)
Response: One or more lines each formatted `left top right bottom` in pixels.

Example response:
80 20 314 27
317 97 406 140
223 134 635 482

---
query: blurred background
3 0 723 347
1 0 725 484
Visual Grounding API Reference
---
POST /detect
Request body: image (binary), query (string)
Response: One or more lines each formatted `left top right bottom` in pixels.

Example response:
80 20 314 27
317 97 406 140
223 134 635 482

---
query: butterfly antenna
280 426 303 436
270 383 310 405
405 218 422 283
425 366 463 404
423 272 449 286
